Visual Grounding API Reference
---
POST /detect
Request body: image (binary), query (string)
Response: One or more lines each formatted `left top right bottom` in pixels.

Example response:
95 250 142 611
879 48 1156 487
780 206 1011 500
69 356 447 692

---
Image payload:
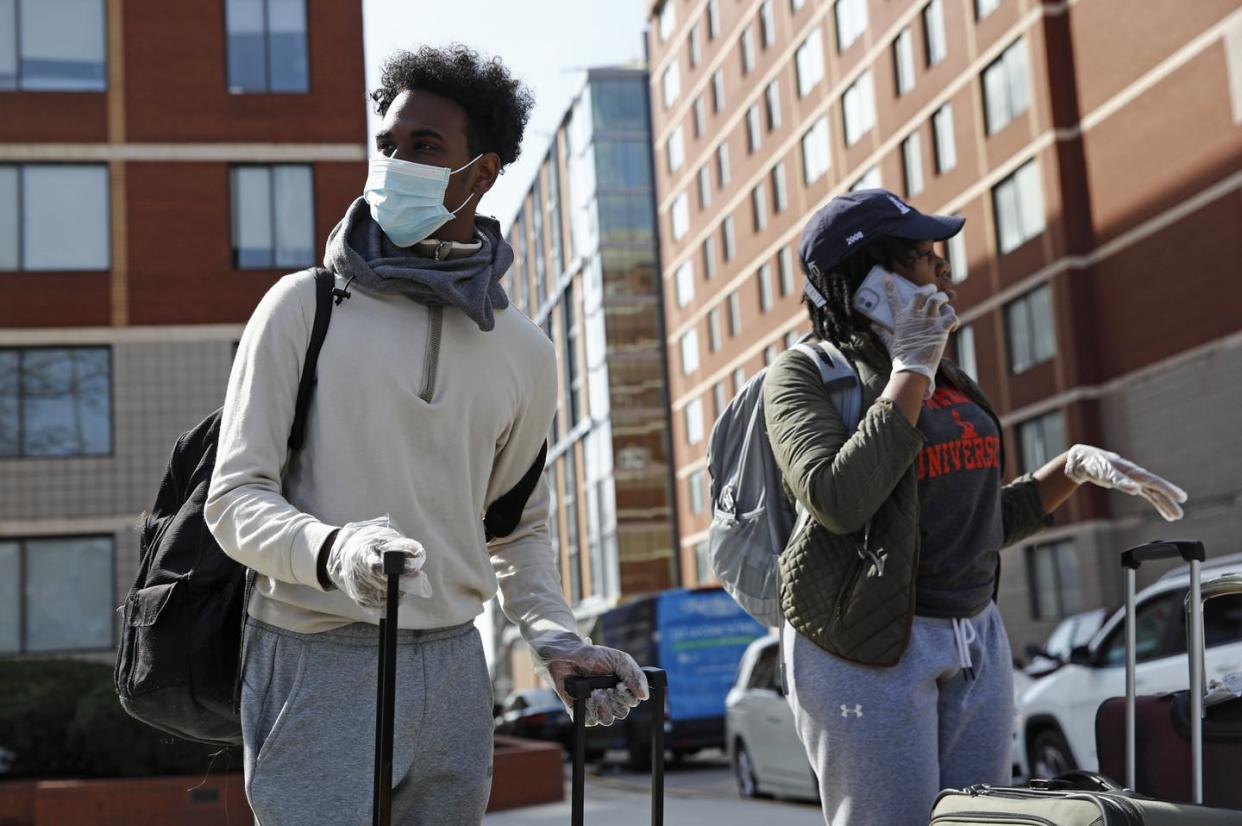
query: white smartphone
851 264 952 331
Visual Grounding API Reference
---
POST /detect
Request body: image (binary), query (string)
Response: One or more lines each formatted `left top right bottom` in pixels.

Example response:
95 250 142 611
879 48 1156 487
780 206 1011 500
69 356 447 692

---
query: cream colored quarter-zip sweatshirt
205 269 578 639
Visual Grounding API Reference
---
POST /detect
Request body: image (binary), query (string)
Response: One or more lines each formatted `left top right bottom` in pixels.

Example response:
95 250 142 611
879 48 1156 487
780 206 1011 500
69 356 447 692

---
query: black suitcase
565 667 668 826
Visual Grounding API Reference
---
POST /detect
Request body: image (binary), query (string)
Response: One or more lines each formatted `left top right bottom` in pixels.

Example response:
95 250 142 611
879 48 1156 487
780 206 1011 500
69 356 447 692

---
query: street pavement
485 750 824 825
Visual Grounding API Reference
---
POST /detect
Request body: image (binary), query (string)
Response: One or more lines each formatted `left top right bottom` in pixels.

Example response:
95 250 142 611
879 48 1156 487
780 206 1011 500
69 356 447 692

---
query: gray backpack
706 340 863 628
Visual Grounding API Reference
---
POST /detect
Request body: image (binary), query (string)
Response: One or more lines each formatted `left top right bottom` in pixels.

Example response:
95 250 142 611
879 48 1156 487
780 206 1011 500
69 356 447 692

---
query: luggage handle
372 551 405 826
1120 539 1205 569
567 667 667 826
1119 540 1206 803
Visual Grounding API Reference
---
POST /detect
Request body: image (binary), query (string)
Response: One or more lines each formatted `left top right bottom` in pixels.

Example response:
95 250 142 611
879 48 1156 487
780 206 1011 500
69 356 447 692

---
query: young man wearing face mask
204 45 647 825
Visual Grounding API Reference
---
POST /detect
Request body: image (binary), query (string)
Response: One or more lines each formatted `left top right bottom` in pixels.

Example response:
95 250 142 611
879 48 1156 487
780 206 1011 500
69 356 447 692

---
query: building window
689 470 706 515
901 132 924 198
707 0 721 39
226 0 309 94
946 220 968 281
851 166 882 191
764 344 778 366
760 0 776 48
680 328 700 375
893 28 915 96
1 164 110 271
671 193 690 241
751 182 767 231
1 347 111 458
758 263 774 311
722 215 737 260
791 0 807 10
728 291 742 335
801 116 831 184
1026 540 1082 621
562 283 581 426
511 216 526 312
835 0 868 52
732 366 747 395
932 103 957 173
697 165 711 210
563 459 581 603
658 0 677 41
982 38 1030 135
976 0 1000 21
708 307 722 351
1018 410 1066 473
685 398 705 444
778 246 795 295
230 164 315 269
741 24 756 74
771 163 788 213
993 159 1045 254
795 27 825 97
746 105 762 153
712 381 728 419
667 126 685 173
0 0 106 91
0 536 114 653
712 68 725 113
784 329 800 349
924 0 947 66
955 324 977 380
689 23 702 67
693 95 706 138
842 70 875 146
675 260 695 307
1005 283 1056 373
662 61 681 108
765 82 782 130
717 143 731 187
703 236 717 279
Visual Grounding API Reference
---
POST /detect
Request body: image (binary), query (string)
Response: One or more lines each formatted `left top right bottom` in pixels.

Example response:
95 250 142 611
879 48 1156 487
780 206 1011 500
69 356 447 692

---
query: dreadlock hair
802 235 920 348
370 45 534 168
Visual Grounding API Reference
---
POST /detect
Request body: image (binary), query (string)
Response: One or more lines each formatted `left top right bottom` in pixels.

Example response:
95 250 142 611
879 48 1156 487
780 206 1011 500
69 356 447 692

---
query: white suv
1016 555 1242 779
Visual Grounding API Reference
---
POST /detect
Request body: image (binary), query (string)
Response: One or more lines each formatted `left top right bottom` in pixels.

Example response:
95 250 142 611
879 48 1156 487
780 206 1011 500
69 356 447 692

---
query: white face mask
362 153 482 247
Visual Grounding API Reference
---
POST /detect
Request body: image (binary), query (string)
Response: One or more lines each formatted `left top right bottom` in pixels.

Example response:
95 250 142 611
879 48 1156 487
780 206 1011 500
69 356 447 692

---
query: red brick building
0 0 367 656
644 0 1242 650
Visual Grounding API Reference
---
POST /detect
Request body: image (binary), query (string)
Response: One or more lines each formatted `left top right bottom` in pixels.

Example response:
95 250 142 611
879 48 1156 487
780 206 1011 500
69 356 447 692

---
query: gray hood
323 197 512 331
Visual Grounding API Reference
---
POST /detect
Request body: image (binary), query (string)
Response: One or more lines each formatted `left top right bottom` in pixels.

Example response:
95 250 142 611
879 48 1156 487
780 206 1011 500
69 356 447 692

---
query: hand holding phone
851 265 955 332
852 265 958 399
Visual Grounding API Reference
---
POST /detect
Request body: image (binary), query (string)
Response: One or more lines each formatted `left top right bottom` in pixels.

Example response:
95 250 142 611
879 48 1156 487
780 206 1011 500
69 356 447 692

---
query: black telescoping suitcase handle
566 667 668 826
1118 539 1207 802
372 552 405 826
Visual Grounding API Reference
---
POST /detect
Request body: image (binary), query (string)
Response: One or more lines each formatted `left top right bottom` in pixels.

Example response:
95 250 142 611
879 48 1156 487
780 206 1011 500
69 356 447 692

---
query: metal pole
572 691 586 826
1188 559 1203 805
1124 566 1136 791
651 679 664 826
372 616 385 826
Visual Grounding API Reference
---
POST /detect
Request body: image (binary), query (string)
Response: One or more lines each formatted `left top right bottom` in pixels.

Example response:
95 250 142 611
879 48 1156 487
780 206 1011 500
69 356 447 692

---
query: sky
361 0 651 235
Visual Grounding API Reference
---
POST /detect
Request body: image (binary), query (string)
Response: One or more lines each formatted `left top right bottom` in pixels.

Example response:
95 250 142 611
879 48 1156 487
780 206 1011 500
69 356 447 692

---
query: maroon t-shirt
912 386 1004 618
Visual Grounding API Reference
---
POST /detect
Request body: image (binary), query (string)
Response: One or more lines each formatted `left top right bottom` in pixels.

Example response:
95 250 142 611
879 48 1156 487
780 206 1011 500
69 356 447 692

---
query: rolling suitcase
565 667 667 826
1096 548 1242 808
929 541 1242 824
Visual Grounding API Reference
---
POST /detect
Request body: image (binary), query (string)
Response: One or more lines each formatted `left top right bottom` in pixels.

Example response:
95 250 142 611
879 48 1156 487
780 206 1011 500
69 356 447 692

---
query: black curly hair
803 236 919 347
370 45 534 168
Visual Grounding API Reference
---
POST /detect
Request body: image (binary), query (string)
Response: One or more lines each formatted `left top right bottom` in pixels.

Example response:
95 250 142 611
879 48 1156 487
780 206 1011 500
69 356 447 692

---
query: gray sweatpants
240 618 494 826
782 603 1013 826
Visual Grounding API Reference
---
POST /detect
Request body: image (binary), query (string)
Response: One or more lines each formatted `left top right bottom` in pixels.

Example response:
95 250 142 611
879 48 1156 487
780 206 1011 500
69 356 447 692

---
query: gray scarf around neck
324 197 512 331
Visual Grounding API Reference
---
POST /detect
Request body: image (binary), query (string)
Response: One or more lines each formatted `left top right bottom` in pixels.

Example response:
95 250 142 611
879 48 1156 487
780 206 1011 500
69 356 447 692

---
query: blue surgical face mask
363 153 482 247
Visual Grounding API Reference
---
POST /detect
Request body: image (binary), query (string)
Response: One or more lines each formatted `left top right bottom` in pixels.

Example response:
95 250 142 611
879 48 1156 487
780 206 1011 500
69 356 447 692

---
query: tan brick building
644 0 1242 652
0 0 366 656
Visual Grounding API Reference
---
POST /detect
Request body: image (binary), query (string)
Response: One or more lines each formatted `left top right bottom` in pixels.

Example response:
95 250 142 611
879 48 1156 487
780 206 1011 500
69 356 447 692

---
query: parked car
1017 555 1242 779
587 587 766 767
1022 608 1110 679
724 634 819 802
494 687 572 750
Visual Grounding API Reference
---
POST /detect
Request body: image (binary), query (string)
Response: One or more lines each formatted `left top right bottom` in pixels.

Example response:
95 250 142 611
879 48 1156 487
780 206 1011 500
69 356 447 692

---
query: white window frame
801 115 831 184
741 24 756 74
685 398 705 444
693 95 706 137
667 126 685 174
698 165 711 209
842 70 876 146
993 159 1045 254
760 0 776 48
675 260 695 307
722 215 737 260
778 246 795 295
707 0 721 38
932 103 957 173
955 324 977 380
689 23 702 67
758 263 774 311
717 142 731 187
924 0 947 66
1018 410 1066 474
772 162 788 212
850 165 881 191
894 28 916 96
728 290 742 335
947 221 968 282
712 69 726 113
681 328 700 375
1005 283 1056 373
765 81 782 130
662 61 681 108
982 37 1030 135
795 27 825 97
752 182 767 231
902 131 924 197
703 236 717 279
747 104 762 153
708 307 722 351
4 163 111 271
835 0 868 53
659 0 677 41
976 0 1000 21
671 192 690 240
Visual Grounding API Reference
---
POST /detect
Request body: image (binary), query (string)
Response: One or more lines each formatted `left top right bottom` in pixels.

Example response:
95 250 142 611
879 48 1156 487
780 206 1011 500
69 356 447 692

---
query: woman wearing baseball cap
762 189 1186 825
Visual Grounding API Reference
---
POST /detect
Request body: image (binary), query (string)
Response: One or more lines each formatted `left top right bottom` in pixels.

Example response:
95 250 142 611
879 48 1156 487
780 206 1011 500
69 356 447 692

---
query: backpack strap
792 340 863 432
288 268 336 452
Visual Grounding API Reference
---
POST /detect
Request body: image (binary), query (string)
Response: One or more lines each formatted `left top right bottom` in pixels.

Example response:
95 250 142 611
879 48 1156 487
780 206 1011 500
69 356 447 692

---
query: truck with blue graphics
588 586 766 766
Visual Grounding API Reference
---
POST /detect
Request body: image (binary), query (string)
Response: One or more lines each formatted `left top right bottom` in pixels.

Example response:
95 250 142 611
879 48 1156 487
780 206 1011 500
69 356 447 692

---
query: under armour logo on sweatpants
840 704 863 718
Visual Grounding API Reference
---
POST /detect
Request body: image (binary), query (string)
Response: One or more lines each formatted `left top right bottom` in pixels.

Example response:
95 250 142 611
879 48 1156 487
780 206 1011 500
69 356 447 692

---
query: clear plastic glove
530 632 649 727
1063 444 1188 521
874 277 958 399
325 516 432 611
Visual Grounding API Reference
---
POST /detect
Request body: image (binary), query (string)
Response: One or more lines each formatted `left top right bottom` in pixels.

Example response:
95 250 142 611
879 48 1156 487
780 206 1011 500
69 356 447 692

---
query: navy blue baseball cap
798 189 965 275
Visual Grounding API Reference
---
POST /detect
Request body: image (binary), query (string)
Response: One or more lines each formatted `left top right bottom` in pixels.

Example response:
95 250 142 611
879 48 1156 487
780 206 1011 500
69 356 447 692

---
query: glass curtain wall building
496 68 678 695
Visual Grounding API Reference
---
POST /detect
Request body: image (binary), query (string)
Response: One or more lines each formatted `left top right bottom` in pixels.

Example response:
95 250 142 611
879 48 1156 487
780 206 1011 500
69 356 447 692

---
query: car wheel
734 742 762 799
1027 727 1076 779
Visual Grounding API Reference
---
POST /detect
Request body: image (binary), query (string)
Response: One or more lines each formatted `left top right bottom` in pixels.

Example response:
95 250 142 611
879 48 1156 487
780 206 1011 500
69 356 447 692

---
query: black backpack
115 268 336 745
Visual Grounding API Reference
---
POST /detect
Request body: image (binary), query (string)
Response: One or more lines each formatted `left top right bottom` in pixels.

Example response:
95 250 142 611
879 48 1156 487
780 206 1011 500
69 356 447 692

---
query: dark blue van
589 587 765 766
